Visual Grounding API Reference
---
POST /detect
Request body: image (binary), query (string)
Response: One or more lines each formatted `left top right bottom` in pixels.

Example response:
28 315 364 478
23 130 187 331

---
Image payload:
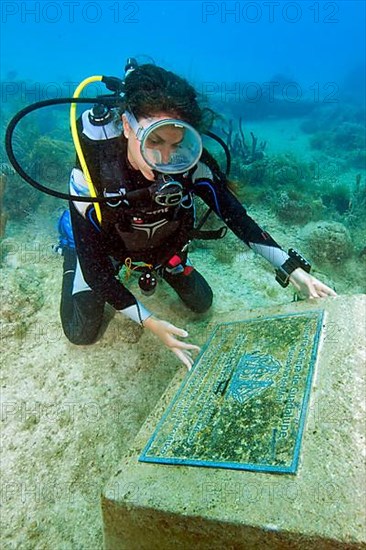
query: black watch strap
275 248 311 288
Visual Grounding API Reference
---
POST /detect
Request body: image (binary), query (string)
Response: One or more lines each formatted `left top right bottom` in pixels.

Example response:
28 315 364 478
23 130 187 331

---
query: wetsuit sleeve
68 170 152 324
193 162 290 269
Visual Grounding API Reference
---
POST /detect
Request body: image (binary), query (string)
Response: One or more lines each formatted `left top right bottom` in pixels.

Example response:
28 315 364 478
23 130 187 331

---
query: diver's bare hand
289 268 337 299
142 316 200 370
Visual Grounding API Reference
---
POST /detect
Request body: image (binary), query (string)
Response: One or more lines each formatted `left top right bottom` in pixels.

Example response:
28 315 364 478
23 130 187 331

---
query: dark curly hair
123 64 214 132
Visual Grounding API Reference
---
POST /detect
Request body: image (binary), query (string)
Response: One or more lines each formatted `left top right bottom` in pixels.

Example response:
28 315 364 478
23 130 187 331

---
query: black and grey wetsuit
60 110 289 344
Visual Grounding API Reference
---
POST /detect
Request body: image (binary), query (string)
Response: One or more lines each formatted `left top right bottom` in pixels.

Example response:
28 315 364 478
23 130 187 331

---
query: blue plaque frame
139 310 324 474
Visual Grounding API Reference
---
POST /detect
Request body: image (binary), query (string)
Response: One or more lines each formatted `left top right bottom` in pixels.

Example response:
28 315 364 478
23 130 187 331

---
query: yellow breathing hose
70 75 103 223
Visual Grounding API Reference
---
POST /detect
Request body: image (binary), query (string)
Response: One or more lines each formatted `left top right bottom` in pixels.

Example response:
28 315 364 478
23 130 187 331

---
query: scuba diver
58 62 336 369
6 60 337 370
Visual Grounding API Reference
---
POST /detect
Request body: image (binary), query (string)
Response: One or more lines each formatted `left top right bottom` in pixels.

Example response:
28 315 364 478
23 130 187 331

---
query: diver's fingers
318 283 337 296
317 289 331 298
166 323 189 338
173 348 194 370
312 282 337 298
308 285 320 299
170 340 200 352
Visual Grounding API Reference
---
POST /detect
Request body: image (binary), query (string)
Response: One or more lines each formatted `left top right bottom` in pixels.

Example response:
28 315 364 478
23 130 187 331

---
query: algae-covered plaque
139 310 324 474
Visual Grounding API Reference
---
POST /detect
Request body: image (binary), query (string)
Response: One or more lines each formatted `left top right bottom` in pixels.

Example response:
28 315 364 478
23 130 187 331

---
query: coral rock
300 221 353 264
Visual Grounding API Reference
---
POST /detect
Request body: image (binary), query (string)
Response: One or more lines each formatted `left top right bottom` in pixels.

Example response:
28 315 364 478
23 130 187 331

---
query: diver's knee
189 287 213 313
62 323 100 345
67 335 98 346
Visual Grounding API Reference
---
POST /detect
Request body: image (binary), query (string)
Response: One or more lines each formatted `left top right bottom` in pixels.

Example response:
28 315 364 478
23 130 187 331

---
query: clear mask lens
142 121 202 174
125 112 202 174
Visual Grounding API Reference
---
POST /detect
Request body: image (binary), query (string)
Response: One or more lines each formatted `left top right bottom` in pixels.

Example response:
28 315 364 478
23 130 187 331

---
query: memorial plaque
139 310 324 474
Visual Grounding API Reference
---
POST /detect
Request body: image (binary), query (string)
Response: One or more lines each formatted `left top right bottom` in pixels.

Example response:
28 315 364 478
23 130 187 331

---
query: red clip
183 266 194 276
167 254 182 268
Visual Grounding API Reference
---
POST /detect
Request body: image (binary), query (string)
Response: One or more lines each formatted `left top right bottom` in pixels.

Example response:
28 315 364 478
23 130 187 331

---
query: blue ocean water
1 1 365 273
1 0 365 101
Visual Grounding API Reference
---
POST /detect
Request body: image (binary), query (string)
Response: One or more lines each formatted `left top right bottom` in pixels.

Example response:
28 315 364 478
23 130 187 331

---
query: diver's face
122 113 184 181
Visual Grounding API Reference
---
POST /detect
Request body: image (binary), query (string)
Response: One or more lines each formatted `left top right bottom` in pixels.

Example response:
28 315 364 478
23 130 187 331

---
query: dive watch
275 248 311 287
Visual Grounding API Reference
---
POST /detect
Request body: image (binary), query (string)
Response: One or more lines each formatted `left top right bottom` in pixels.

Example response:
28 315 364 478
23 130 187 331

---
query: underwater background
1 1 365 548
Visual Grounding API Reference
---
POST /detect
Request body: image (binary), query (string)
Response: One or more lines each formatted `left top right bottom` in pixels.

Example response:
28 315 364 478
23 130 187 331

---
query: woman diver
57 61 336 369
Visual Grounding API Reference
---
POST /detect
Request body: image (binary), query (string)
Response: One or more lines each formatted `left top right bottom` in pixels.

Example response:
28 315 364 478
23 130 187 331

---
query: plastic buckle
167 254 182 268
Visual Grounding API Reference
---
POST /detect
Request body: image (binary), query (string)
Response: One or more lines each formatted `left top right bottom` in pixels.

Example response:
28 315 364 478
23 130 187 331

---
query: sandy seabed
0 214 284 548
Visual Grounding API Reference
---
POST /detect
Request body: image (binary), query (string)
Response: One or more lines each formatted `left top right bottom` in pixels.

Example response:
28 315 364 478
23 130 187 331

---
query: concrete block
102 295 366 550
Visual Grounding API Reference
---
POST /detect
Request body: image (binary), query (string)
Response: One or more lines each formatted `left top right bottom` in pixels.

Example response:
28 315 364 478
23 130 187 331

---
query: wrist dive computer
275 248 311 288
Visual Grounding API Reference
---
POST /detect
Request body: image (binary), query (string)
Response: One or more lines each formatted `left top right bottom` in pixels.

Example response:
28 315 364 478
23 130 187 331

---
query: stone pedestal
102 295 366 550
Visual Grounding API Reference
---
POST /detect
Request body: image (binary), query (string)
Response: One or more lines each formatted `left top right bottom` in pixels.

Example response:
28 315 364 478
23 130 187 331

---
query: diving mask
124 110 202 174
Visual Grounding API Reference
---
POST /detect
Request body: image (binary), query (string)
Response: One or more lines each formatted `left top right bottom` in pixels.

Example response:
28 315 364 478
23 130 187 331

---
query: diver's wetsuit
60 111 290 345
